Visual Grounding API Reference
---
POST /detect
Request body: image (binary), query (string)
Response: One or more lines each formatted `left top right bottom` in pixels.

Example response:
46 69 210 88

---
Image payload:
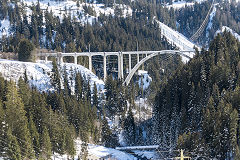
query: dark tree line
152 32 240 159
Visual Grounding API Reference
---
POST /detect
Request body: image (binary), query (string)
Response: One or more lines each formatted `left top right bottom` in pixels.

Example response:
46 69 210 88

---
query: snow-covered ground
216 26 240 42
138 70 152 90
0 0 132 39
21 0 132 23
52 139 137 160
0 59 104 92
0 19 11 38
165 0 207 9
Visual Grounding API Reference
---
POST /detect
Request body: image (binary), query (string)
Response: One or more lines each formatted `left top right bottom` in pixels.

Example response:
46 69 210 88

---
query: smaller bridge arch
123 50 193 86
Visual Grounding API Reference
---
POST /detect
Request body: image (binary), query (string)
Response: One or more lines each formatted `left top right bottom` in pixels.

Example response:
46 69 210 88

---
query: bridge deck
116 145 159 151
37 50 194 57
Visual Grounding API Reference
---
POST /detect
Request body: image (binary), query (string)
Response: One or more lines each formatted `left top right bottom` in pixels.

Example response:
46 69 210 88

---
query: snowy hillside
216 26 240 42
166 0 207 9
21 0 132 22
0 59 104 92
0 0 132 39
52 139 137 160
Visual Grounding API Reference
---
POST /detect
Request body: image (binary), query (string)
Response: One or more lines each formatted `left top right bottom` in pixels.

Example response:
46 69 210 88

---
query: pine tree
123 108 136 146
4 82 35 159
50 59 61 92
101 115 112 147
92 83 98 108
40 126 52 160
6 128 22 160
18 39 34 62
28 115 40 157
75 72 83 100
0 101 5 158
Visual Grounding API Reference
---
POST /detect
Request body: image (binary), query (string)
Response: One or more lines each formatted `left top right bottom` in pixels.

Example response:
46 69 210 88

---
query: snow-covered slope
166 0 207 9
216 26 240 42
21 0 132 23
52 139 137 160
0 59 104 92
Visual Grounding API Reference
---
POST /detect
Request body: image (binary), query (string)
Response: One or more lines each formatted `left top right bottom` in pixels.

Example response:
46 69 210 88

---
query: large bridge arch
123 50 193 86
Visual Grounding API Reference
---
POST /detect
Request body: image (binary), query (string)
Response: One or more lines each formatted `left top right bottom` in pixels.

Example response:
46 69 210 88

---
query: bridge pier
103 53 107 81
45 55 48 62
118 52 124 79
129 54 131 72
118 53 121 79
89 54 92 72
137 53 139 63
74 55 78 64
121 52 124 79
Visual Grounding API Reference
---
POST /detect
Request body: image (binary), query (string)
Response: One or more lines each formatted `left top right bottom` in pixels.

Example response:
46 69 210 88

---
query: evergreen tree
5 128 22 160
101 115 112 147
18 39 34 62
4 82 35 159
28 115 40 157
92 82 98 108
50 59 61 92
123 108 136 146
40 126 52 160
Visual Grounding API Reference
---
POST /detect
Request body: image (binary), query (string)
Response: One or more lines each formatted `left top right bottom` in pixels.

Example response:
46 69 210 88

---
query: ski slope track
0 59 104 92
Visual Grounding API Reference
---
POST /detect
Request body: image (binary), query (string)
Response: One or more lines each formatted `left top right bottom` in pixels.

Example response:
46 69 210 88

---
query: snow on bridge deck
116 145 159 151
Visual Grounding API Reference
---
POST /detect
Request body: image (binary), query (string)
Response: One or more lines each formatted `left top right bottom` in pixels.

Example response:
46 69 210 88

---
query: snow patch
52 139 137 160
138 70 152 90
0 19 11 38
166 0 207 9
216 26 240 42
0 59 104 92
21 0 132 23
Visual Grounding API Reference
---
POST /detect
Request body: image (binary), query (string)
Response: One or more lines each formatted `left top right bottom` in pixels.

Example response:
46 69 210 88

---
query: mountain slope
0 59 104 92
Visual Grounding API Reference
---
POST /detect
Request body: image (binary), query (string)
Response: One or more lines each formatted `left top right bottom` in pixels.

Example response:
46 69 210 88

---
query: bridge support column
137 53 139 63
45 56 48 62
103 53 107 82
89 55 92 72
74 55 77 64
118 53 121 79
121 52 124 79
118 52 124 79
129 54 131 73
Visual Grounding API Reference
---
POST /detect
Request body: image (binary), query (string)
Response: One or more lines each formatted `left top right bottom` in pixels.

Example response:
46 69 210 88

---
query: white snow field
52 139 137 160
166 0 207 9
0 59 104 92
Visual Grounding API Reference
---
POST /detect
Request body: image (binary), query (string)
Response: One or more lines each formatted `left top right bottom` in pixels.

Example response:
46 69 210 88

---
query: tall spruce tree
4 82 35 159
